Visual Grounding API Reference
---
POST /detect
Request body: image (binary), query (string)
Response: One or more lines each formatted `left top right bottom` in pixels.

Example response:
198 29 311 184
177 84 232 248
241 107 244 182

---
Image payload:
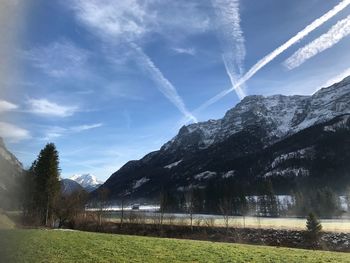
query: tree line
159 178 346 219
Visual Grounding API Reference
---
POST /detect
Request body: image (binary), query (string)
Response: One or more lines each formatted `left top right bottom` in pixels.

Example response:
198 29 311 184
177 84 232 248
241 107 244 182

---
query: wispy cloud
27 98 78 117
193 0 350 114
0 122 30 142
41 126 67 141
0 100 18 112
70 0 210 41
211 0 246 99
22 39 89 78
71 0 151 42
130 43 197 123
172 47 196 56
71 123 103 132
42 123 103 141
284 15 350 70
70 0 197 122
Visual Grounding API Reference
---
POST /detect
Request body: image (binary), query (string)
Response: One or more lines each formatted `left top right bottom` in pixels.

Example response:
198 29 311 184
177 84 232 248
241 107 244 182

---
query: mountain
100 76 350 201
60 179 85 196
70 174 103 192
0 138 24 209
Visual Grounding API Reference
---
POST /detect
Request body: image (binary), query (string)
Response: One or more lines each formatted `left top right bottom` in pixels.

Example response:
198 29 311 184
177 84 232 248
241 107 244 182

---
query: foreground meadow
1 229 350 263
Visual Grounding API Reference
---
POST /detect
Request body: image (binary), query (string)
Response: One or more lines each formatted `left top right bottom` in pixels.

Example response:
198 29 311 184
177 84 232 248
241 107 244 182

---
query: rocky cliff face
0 138 24 208
101 76 350 200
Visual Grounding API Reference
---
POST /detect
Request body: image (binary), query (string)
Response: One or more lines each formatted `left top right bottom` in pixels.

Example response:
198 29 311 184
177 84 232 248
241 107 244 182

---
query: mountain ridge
97 76 350 200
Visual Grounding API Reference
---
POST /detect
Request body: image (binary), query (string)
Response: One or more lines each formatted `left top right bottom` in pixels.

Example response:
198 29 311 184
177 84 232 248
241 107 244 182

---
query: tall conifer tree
33 143 61 226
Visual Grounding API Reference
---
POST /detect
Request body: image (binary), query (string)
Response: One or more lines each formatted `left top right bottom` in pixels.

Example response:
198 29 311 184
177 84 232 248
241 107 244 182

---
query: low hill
60 179 85 196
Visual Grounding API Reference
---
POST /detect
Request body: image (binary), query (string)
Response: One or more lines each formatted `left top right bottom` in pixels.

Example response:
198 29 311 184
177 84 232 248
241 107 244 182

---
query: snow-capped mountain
70 174 103 192
99 76 350 200
163 75 350 152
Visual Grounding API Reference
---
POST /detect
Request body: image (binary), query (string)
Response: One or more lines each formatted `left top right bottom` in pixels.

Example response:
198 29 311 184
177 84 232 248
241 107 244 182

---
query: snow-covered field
99 211 350 232
86 195 350 232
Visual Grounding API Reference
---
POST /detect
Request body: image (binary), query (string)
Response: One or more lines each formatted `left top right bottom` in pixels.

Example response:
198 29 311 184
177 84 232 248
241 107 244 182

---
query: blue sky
1 0 350 181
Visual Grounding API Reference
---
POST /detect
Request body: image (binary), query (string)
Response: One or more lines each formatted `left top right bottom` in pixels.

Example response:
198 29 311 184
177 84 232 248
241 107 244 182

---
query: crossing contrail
193 0 350 114
211 0 246 99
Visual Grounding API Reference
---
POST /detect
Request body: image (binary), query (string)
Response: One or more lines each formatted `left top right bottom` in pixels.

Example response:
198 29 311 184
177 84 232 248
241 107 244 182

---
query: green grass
1 229 350 263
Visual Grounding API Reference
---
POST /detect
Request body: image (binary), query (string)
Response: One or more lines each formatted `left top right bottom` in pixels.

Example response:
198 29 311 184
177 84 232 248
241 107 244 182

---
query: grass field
1 230 350 263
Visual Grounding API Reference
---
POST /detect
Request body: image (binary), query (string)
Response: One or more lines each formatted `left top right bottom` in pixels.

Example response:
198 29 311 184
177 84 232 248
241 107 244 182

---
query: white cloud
172 47 196 56
71 0 152 42
23 39 89 78
0 100 18 112
192 0 350 114
284 15 350 70
211 0 246 99
27 98 78 117
0 122 30 142
70 0 210 42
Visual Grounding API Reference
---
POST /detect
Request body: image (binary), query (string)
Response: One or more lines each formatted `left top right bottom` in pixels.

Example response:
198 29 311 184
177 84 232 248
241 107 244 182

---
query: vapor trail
70 0 197 122
130 43 197 123
193 0 350 114
285 15 350 70
211 0 246 99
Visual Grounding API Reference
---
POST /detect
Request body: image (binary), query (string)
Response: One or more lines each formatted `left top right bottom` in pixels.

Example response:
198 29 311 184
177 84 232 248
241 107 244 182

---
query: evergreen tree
33 143 61 226
305 212 322 247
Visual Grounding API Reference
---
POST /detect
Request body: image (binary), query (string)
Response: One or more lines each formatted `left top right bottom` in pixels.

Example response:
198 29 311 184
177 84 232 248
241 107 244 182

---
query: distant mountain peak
69 174 103 192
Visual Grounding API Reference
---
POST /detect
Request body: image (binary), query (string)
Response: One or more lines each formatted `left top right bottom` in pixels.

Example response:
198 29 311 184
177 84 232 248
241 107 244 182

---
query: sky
1 0 350 181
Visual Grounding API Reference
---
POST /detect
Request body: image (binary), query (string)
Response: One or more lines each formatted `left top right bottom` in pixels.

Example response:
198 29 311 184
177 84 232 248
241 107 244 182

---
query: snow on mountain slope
163 76 350 152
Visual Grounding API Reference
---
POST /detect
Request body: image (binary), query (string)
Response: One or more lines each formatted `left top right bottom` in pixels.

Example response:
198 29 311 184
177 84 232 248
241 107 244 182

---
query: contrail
211 0 246 99
130 43 197 123
285 15 350 70
193 0 350 114
70 0 197 122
